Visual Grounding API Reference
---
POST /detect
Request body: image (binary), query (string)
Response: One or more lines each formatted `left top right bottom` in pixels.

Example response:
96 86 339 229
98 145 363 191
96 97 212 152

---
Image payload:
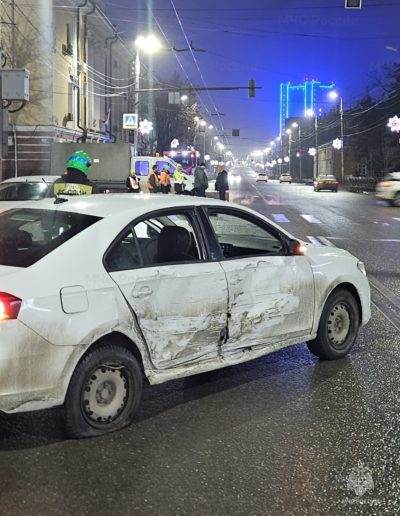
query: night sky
106 0 400 155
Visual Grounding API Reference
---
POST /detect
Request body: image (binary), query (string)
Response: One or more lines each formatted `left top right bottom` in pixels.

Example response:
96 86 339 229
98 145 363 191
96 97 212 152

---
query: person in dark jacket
215 167 229 201
54 151 98 195
193 163 209 197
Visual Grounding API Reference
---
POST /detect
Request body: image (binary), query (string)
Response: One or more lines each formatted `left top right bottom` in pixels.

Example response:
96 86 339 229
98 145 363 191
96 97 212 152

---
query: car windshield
0 182 50 201
0 208 101 267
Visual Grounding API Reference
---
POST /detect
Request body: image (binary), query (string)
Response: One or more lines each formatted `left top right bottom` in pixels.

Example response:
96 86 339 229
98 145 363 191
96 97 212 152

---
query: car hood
303 242 353 260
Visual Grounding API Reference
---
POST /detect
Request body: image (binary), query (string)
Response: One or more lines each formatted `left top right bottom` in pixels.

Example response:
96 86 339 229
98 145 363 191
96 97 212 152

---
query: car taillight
0 293 22 320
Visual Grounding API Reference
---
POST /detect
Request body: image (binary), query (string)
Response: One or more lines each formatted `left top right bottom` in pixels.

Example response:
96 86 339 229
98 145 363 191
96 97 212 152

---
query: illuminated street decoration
387 116 400 133
279 80 336 136
284 156 290 163
170 138 179 148
308 147 317 157
139 119 153 135
333 138 343 150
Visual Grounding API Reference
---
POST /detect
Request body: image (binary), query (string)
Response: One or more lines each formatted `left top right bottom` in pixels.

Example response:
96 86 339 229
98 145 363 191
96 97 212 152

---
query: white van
130 156 194 192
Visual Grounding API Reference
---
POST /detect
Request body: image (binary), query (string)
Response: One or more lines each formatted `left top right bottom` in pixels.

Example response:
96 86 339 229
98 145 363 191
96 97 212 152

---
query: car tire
64 343 143 438
314 187 319 192
307 289 360 360
391 192 400 207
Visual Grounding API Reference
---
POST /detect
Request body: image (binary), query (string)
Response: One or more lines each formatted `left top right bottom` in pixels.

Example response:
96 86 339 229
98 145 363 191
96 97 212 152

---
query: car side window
105 228 141 271
134 212 200 266
207 210 283 259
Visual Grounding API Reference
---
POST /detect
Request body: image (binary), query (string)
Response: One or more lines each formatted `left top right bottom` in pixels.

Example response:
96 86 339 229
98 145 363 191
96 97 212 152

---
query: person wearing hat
126 169 141 193
54 150 98 195
173 164 185 195
160 165 171 194
193 162 209 197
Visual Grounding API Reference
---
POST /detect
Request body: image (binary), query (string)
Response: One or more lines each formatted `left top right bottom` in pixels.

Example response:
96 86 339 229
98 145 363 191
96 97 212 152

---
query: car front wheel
64 343 143 438
307 289 360 360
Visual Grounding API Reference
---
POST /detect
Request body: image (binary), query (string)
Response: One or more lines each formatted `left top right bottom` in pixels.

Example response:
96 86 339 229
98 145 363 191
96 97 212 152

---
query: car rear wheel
64 343 143 438
307 289 360 360
391 192 400 207
314 187 319 192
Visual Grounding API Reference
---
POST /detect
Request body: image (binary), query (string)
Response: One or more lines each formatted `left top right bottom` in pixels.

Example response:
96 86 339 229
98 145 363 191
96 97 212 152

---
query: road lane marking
317 236 335 247
301 214 322 224
392 218 400 222
306 236 323 246
326 237 400 243
272 213 290 223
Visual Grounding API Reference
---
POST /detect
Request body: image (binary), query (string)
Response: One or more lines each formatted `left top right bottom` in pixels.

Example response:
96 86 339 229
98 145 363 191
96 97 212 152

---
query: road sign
123 113 138 129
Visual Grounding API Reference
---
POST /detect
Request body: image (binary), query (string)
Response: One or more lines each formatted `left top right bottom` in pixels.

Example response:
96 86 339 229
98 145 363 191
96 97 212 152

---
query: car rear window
0 182 50 201
0 208 101 267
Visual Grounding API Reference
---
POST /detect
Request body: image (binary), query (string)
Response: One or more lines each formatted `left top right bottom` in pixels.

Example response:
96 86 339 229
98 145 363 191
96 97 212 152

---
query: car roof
1 175 60 184
387 172 400 178
10 193 242 218
7 194 294 238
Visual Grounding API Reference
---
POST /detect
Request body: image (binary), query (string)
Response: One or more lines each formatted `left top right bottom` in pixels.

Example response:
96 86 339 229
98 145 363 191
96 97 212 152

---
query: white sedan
0 175 60 210
0 194 370 437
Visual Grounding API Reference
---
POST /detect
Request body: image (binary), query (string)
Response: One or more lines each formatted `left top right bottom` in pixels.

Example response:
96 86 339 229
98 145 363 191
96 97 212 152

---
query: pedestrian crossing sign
123 113 138 129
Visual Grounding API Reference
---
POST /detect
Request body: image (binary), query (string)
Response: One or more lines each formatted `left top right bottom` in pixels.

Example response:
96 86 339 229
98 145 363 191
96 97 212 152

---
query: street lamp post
292 122 302 181
133 34 161 155
329 91 345 184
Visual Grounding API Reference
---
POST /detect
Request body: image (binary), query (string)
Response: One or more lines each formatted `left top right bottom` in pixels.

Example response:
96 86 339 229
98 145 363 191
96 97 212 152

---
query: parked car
256 172 268 182
376 172 400 206
0 175 60 210
279 173 292 184
314 175 339 192
0 194 370 437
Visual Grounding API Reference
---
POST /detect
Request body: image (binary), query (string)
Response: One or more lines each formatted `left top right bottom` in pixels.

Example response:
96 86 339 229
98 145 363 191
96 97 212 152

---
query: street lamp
285 128 292 166
291 122 302 180
133 34 162 155
329 91 345 184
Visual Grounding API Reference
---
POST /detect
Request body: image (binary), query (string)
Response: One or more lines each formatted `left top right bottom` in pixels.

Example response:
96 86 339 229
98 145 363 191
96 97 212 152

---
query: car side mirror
287 238 306 256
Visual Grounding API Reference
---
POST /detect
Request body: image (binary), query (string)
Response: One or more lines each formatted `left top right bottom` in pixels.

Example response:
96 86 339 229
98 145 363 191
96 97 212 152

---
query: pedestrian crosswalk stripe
317 236 335 247
272 213 289 223
301 214 322 224
307 236 323 246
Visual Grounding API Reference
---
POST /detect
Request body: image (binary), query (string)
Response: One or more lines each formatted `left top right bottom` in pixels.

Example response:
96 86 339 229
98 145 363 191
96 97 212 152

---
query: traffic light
248 79 255 98
345 0 362 8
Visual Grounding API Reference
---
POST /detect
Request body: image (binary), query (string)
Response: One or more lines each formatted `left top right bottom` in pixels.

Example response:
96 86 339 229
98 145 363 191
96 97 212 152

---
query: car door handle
131 286 153 299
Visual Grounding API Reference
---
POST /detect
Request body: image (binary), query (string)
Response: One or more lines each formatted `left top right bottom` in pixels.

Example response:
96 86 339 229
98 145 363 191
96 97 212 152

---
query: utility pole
340 96 344 184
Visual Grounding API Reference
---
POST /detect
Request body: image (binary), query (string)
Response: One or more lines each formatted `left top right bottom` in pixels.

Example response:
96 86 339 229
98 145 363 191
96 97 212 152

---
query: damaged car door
204 208 315 354
105 209 229 370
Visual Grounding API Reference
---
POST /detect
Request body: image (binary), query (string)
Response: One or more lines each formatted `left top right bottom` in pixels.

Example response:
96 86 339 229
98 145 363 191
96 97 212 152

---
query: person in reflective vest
146 164 161 193
173 164 185 195
126 170 141 193
160 165 171 194
54 151 97 195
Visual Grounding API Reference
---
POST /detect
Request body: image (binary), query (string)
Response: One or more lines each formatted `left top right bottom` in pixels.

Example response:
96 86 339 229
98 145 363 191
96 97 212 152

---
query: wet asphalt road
1 167 400 516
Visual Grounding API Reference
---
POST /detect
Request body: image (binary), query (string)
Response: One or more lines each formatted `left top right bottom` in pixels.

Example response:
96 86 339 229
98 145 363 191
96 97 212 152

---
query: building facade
1 0 137 178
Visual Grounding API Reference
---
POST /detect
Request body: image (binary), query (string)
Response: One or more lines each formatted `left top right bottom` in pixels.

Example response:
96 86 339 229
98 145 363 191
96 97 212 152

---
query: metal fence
343 176 378 192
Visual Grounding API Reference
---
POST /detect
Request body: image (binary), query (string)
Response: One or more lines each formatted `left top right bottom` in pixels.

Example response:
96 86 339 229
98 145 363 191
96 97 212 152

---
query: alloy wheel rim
327 303 351 348
82 363 128 425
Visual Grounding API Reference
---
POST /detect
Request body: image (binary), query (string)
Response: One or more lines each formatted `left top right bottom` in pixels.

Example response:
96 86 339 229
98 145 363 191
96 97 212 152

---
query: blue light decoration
279 80 336 136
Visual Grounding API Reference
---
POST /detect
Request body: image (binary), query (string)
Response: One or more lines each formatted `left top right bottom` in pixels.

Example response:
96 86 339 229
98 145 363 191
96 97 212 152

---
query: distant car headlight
357 261 366 276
